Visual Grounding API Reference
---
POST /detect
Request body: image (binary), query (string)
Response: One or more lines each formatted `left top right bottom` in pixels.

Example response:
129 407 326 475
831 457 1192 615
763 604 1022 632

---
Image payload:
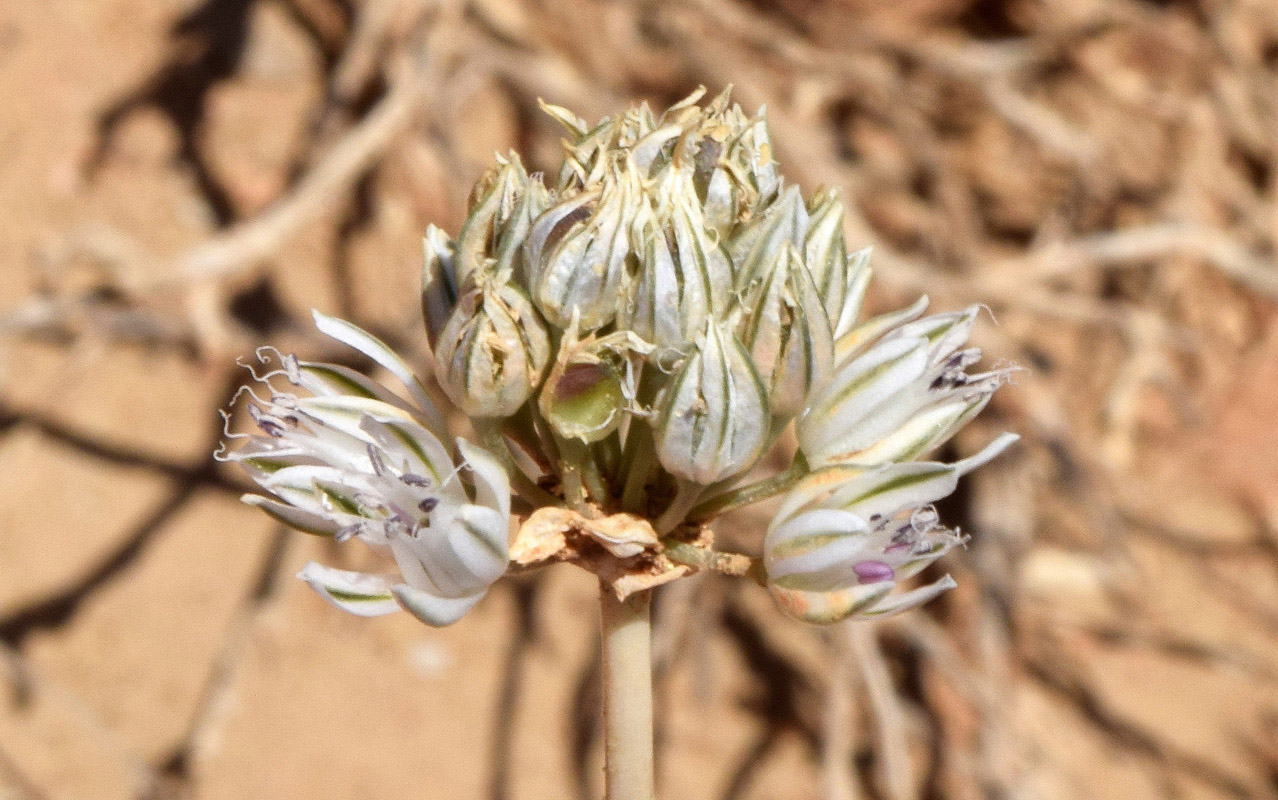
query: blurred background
1 0 1277 798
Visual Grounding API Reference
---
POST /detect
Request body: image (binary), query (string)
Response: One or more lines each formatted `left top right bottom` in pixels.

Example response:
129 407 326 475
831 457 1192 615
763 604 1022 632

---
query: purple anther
853 560 895 584
418 497 439 513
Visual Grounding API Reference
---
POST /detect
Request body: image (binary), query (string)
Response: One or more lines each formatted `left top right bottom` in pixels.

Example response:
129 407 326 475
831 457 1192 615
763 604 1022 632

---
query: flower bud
832 246 872 340
454 153 548 285
526 164 639 330
539 324 652 443
803 188 852 326
711 106 779 227
730 184 808 293
738 245 834 418
652 321 770 484
434 281 551 418
622 169 732 352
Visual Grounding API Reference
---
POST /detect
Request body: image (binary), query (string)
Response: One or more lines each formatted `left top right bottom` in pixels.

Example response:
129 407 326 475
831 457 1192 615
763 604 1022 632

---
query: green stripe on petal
297 562 398 617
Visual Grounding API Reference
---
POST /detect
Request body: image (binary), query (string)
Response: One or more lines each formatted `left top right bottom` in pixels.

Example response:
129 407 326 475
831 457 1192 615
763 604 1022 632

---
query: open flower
798 301 1015 469
219 311 511 627
764 434 1017 623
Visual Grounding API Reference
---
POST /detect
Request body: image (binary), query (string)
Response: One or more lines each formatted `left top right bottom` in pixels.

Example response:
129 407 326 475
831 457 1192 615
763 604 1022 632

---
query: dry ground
1 0 1277 799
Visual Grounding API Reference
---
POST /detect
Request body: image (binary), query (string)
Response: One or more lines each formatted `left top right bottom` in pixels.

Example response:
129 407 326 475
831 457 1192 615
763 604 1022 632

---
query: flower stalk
600 586 655 800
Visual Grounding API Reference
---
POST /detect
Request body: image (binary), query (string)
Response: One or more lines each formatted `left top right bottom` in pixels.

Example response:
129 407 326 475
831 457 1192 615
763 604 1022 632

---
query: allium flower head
223 87 1016 627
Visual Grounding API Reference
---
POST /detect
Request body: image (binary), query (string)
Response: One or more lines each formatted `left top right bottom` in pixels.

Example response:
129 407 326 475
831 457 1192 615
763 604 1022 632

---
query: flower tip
957 432 1019 476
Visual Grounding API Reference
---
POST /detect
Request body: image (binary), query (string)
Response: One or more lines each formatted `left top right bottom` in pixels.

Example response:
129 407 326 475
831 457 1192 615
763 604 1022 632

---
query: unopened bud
622 170 731 352
527 164 639 330
434 282 551 418
652 322 770 484
739 245 835 418
454 154 548 284
539 324 652 443
803 188 850 327
730 184 808 293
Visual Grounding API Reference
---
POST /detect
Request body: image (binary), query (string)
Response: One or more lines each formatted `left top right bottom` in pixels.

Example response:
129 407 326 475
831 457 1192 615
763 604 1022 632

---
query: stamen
853 561 895 584
418 497 439 513
910 506 939 531
367 445 390 478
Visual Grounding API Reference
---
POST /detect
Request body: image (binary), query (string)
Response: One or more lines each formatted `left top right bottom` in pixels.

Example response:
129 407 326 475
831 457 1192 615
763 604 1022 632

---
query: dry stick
984 222 1278 299
600 586 655 800
848 623 916 800
165 57 431 289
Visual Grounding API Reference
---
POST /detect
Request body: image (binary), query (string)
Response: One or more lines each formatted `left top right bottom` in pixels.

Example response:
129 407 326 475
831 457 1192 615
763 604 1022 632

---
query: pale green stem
600 586 655 800
619 423 657 514
557 435 608 511
687 454 808 523
654 480 703 535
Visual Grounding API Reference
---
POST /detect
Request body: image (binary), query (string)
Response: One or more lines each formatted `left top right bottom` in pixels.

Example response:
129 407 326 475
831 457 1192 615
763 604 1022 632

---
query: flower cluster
222 88 1015 626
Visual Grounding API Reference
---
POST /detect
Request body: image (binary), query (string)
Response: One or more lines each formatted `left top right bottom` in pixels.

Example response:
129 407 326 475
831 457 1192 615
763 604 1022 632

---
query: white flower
219 311 511 627
764 434 1017 623
798 300 1015 469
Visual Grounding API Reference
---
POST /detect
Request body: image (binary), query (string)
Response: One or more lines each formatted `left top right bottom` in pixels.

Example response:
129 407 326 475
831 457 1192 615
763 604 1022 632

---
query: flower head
223 88 1016 628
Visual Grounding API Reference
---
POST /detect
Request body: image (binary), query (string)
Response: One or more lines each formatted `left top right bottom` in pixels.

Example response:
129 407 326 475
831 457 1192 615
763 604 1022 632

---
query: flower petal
297 562 399 617
861 575 958 617
241 494 338 537
456 439 512 519
767 581 894 625
312 310 448 435
392 584 486 627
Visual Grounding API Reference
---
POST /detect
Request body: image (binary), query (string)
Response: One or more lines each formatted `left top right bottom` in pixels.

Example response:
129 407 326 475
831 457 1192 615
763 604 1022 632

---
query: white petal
297 562 399 617
799 336 929 463
768 581 894 625
825 462 959 521
392 584 485 627
446 505 511 585
833 295 929 365
823 396 988 467
295 361 418 416
765 508 869 560
456 439 512 519
241 494 338 537
769 464 871 534
312 310 448 435
862 575 957 617
765 510 874 591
